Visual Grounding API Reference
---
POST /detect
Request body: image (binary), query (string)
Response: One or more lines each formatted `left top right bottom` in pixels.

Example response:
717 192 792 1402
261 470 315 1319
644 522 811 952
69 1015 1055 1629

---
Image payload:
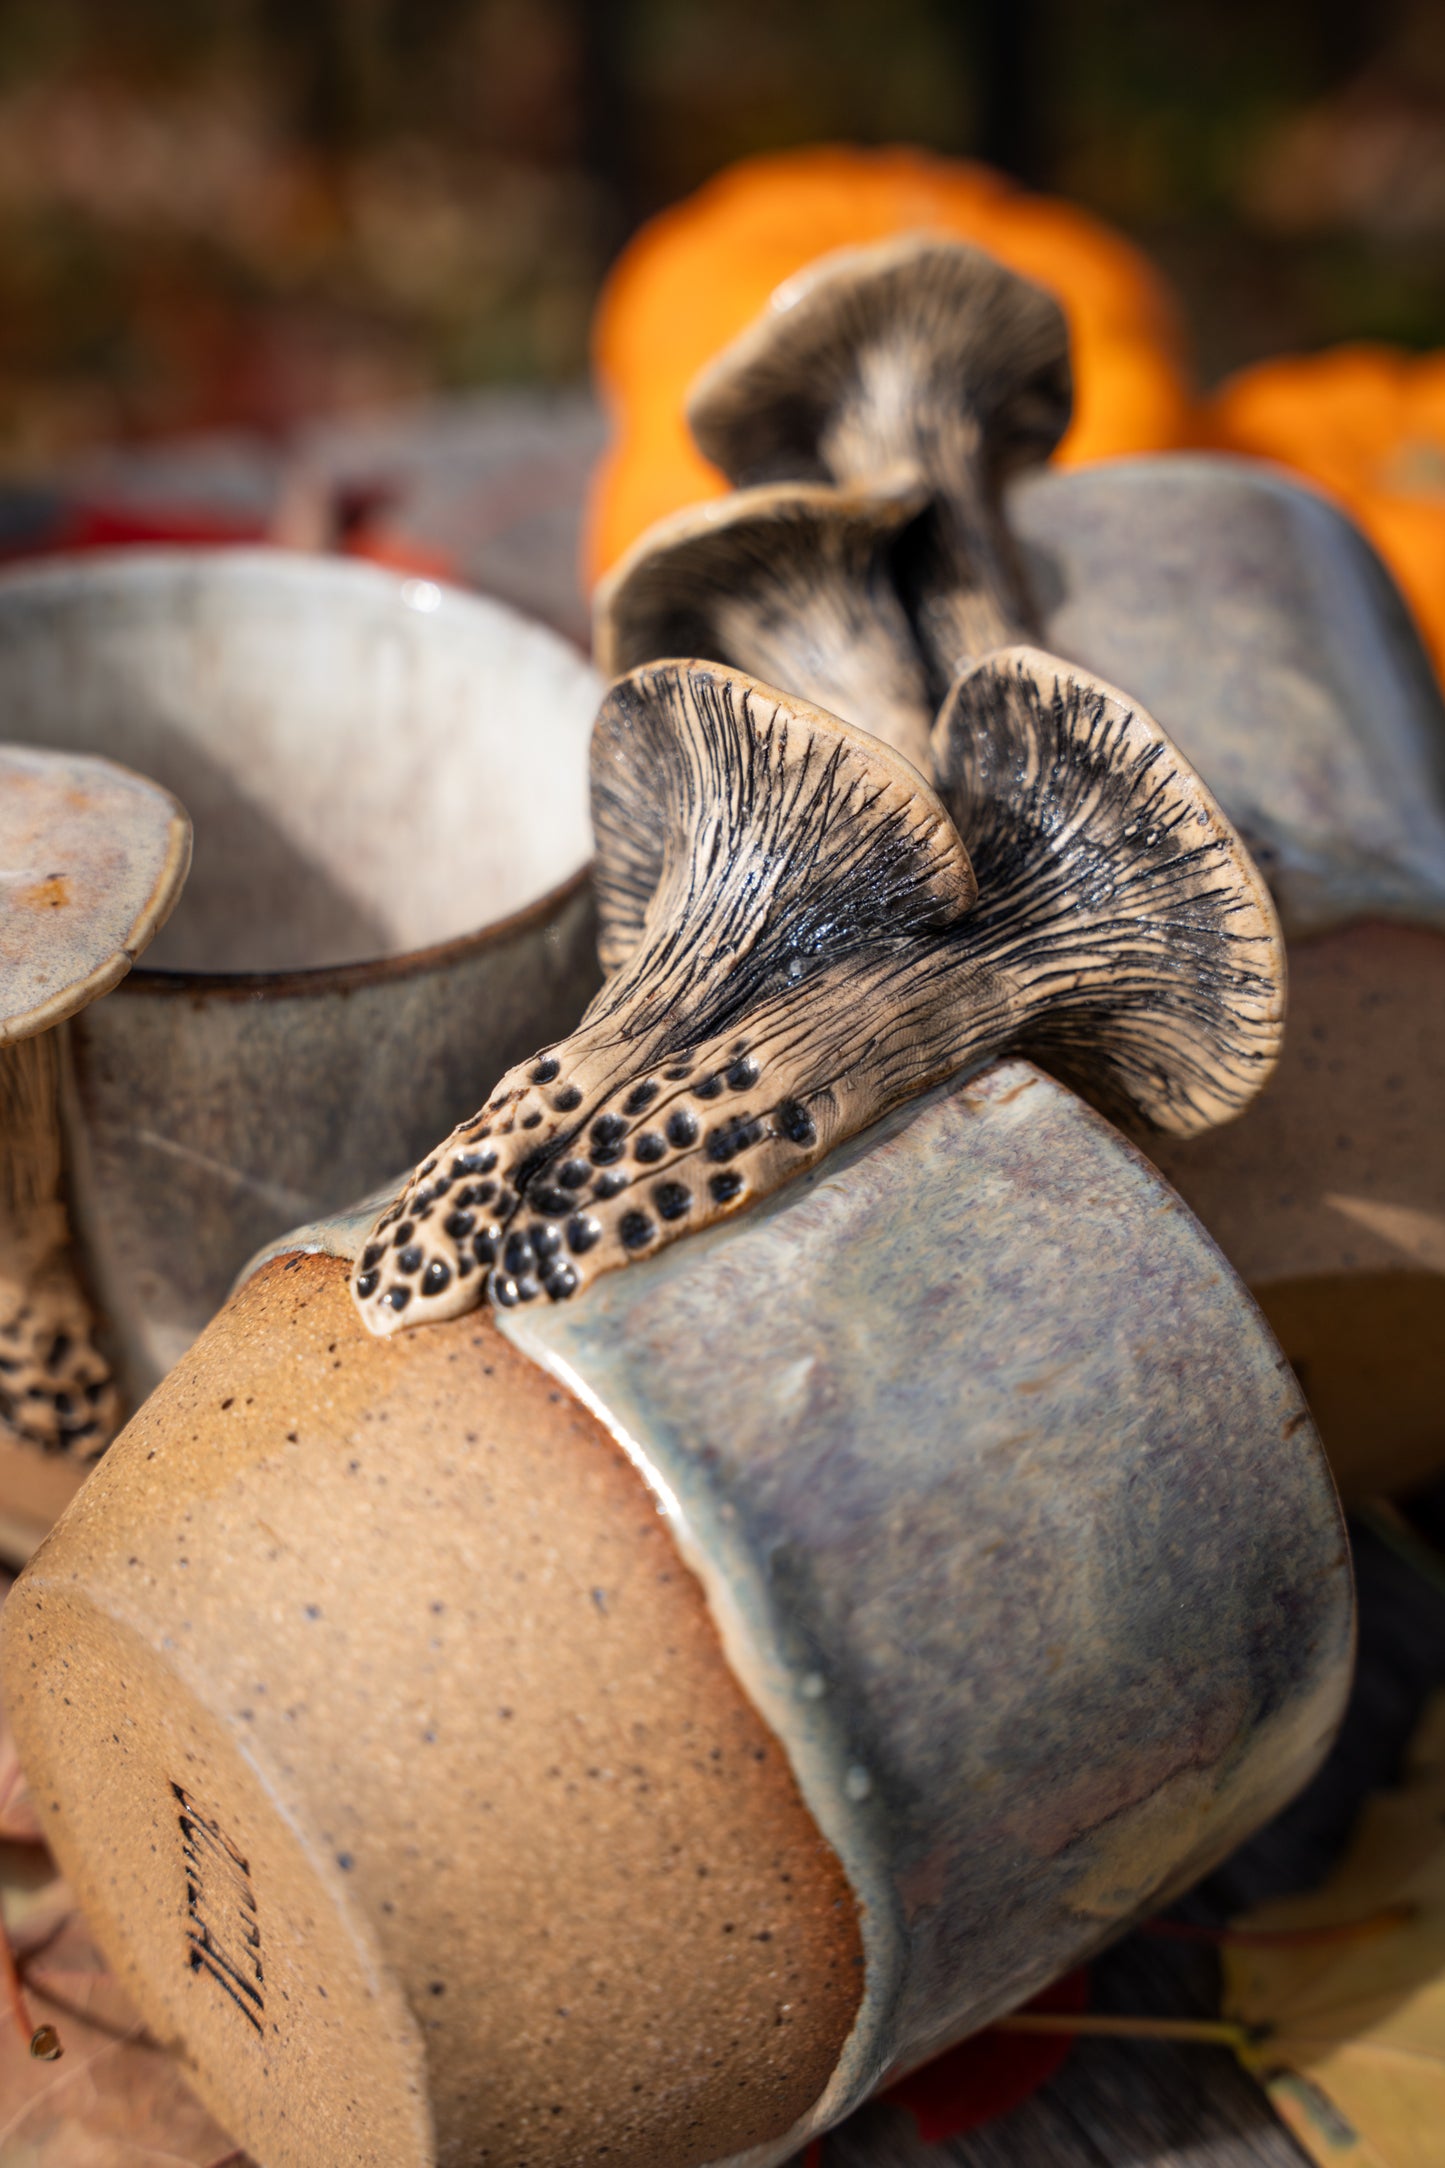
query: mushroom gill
593 477 936 774
351 658 1283 1336
686 234 1070 673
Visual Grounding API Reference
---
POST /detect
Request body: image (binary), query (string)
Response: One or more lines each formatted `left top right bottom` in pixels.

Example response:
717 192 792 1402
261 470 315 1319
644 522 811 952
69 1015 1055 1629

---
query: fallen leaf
1223 1691 1445 2168
880 1967 1090 2141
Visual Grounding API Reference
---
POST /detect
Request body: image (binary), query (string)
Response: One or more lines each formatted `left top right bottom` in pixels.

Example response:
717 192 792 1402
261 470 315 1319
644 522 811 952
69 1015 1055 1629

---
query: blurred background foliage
0 0 1442 468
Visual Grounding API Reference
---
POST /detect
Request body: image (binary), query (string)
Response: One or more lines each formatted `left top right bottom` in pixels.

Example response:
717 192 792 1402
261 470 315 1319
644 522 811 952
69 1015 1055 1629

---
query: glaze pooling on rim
350 656 1282 1337
236 1059 1352 2168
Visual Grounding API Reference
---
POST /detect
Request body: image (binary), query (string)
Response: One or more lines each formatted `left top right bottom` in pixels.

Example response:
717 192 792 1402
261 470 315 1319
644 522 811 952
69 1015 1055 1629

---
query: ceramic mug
2 1059 1353 2168
0 550 601 1544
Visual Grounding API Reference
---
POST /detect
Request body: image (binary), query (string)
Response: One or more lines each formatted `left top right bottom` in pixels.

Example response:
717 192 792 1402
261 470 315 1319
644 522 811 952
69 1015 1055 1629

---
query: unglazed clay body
1 1060 1350 2168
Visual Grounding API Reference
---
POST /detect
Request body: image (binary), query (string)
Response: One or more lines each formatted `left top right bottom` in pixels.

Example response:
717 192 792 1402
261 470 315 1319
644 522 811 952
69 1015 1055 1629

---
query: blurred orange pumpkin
1199 345 1445 683
585 144 1194 582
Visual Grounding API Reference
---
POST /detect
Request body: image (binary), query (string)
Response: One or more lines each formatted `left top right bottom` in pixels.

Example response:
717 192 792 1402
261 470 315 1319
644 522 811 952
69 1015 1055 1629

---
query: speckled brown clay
2 1061 1352 2168
5 1249 862 2168
0 551 603 1554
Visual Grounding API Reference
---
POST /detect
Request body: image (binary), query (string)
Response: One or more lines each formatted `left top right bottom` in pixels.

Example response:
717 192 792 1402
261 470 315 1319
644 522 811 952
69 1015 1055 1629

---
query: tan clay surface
1145 921 1445 1497
0 743 190 1040
4 1252 861 2168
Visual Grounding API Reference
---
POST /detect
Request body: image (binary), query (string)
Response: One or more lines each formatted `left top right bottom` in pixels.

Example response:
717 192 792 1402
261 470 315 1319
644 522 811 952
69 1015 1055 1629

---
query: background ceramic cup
0 549 602 1543
3 1060 1353 2168
597 427 1445 1499
1011 457 1445 1497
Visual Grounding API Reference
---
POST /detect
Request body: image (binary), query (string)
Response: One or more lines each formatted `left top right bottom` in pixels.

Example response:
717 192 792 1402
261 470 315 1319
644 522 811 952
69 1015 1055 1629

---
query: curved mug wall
0 550 602 1544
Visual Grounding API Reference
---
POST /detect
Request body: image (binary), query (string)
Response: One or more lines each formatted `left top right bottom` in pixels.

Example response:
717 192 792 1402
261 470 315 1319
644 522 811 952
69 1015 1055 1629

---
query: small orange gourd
586 144 1193 580
1200 345 1445 683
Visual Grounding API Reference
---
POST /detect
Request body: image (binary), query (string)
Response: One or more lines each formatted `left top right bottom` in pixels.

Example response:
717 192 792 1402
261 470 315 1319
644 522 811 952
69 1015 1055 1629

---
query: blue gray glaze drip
498 1061 1352 2160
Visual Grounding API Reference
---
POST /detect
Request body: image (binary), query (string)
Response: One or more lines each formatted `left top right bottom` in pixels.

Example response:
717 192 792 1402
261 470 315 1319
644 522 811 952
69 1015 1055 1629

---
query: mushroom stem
685 236 1069 686
0 1034 118 1459
594 478 937 773
352 659 1282 1336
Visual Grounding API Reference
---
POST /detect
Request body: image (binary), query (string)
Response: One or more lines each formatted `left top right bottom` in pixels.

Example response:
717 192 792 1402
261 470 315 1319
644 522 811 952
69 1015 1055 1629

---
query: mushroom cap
0 744 191 1044
590 658 975 978
592 475 937 767
686 233 1073 490
934 646 1286 1135
351 661 978 1335
593 474 930 678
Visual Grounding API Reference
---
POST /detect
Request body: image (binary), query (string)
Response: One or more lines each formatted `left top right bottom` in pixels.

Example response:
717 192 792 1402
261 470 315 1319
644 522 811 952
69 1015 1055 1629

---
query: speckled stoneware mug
2 1062 1352 2168
0 550 601 1543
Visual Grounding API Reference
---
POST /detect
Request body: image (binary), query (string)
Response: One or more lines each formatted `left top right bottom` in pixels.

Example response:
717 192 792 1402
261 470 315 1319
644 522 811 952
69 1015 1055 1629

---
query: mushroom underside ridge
687 236 1073 492
351 663 977 1335
935 646 1285 1134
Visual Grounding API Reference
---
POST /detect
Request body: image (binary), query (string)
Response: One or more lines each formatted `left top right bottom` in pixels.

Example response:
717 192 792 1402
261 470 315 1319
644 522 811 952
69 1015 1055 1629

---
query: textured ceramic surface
1011 454 1445 940
0 550 603 1411
17 1056 1349 2168
1011 456 1445 1491
501 1061 1351 2124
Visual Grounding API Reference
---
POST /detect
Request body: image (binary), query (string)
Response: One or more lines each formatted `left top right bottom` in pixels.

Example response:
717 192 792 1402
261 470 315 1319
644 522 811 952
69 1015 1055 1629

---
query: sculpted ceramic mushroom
1 666 1346 2168
594 477 936 771
351 659 1281 1331
0 745 189 1466
607 237 1445 1497
686 233 1069 677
